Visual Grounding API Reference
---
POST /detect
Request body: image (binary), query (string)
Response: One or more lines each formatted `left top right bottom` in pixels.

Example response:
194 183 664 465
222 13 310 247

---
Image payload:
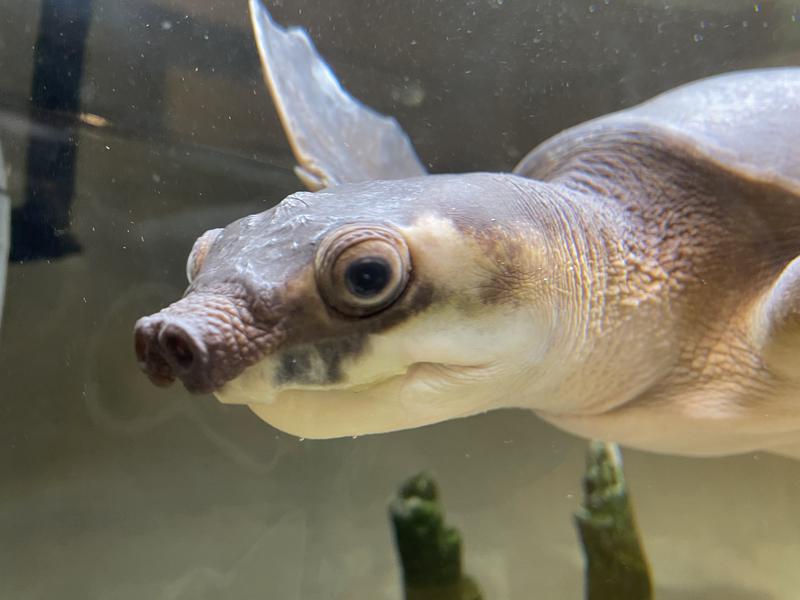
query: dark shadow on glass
0 143 8 330
10 0 93 262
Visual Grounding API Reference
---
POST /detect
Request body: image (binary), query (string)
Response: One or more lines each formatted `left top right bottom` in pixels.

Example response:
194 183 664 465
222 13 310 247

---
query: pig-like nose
134 316 213 393
158 323 207 372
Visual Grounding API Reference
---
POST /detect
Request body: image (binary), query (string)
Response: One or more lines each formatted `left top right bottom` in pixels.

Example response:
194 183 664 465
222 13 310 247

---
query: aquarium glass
1 1 799 598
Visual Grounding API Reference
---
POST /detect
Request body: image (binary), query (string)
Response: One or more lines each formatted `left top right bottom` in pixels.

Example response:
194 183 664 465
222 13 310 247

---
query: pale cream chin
214 305 545 437
222 363 507 439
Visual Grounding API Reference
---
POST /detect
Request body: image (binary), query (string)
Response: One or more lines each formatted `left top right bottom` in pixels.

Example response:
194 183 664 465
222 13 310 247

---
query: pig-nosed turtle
134 0 800 458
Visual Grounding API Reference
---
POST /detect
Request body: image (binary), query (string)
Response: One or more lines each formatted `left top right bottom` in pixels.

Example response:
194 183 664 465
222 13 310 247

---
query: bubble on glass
391 79 426 107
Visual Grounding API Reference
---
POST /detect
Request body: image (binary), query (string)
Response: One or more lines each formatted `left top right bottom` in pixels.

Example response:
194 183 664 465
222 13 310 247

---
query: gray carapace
135 0 800 458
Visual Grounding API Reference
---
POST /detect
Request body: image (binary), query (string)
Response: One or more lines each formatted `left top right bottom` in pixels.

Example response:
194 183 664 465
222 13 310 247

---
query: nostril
133 318 176 387
134 324 151 367
158 323 206 373
162 329 194 370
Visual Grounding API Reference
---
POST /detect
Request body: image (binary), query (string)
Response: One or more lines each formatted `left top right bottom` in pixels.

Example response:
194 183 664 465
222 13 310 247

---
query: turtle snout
134 316 215 393
133 292 279 395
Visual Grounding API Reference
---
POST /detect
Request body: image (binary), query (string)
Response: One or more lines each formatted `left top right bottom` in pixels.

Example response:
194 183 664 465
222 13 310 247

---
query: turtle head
134 173 575 438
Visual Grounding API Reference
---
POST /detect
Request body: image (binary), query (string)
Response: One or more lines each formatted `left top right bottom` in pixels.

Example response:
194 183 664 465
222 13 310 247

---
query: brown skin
515 123 800 455
575 131 792 397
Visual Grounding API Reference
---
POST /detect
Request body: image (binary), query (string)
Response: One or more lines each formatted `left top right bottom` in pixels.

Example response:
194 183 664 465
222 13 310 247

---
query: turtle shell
514 68 800 193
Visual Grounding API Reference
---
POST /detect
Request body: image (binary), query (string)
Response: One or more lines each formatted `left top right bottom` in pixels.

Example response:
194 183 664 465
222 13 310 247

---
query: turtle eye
345 257 391 298
316 225 411 317
186 228 223 284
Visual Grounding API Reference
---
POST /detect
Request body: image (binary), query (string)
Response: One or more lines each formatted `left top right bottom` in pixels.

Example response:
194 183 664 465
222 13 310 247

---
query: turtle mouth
211 356 499 436
215 359 489 403
225 359 502 439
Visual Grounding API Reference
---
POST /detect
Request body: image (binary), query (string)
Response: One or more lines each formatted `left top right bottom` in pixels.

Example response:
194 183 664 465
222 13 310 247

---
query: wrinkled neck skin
517 135 800 456
485 174 679 419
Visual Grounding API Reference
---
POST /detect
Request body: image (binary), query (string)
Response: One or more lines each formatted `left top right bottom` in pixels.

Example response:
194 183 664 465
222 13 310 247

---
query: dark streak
273 335 367 386
11 0 93 261
276 347 312 384
317 335 366 382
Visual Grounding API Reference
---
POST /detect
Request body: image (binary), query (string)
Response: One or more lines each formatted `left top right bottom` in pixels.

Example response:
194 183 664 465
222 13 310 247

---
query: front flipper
757 256 800 380
249 0 426 191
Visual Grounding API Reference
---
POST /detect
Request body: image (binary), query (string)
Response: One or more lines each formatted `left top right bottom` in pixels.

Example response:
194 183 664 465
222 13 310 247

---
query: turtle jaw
215 358 506 439
210 297 551 439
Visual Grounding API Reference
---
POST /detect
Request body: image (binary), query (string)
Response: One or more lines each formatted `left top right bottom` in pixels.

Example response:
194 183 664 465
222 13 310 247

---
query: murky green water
1 1 800 598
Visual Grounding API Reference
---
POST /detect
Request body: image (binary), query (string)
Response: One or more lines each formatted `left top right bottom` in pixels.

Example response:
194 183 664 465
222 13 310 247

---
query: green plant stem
389 472 483 600
574 441 653 600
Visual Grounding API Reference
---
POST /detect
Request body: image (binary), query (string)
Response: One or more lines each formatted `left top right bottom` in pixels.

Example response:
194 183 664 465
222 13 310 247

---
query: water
1 0 799 598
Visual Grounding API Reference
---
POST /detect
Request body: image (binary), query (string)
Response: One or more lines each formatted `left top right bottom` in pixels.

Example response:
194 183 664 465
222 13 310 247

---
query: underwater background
1 0 800 598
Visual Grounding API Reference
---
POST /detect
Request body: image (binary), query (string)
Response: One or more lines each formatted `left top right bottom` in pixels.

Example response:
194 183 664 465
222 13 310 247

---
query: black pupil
345 257 391 298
